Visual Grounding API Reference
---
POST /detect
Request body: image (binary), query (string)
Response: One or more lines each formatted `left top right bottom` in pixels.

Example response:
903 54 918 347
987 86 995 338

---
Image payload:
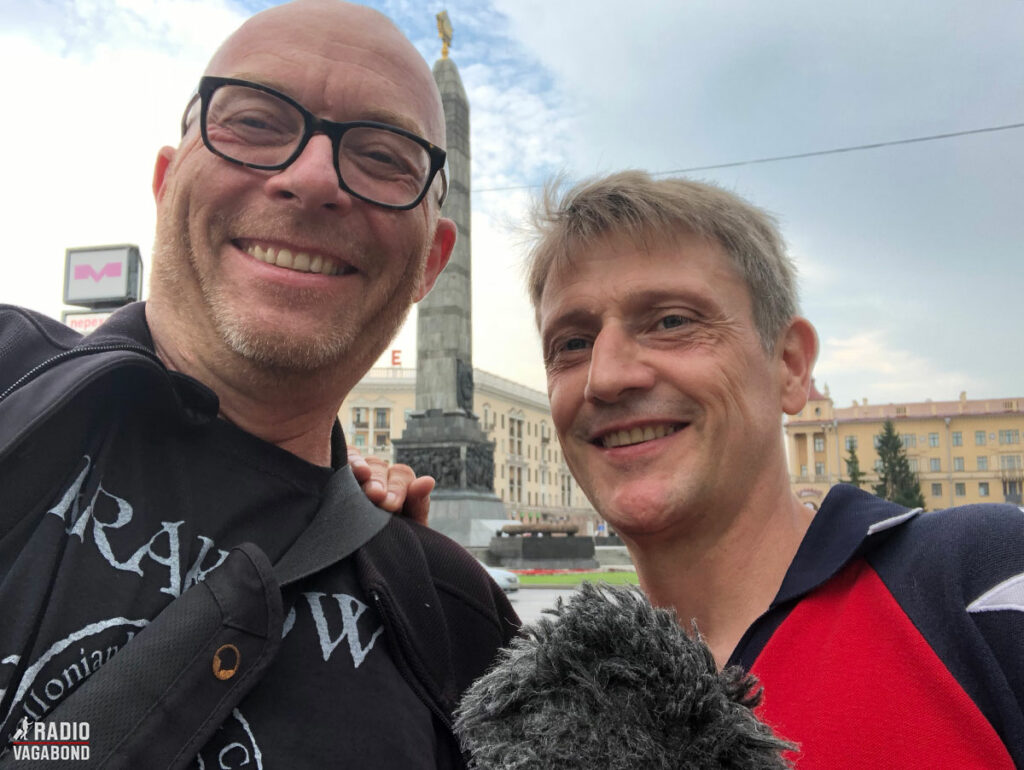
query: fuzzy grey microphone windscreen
454 583 793 770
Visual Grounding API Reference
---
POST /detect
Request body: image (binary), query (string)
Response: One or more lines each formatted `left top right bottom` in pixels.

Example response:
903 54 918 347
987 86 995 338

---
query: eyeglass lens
205 83 433 207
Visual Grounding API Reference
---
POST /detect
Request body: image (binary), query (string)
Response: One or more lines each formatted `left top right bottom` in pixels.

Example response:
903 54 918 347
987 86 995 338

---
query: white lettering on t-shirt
302 592 383 667
46 455 229 598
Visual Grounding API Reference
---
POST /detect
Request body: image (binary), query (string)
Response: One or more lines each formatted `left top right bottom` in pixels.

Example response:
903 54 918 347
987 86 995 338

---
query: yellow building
339 367 603 533
786 384 1024 510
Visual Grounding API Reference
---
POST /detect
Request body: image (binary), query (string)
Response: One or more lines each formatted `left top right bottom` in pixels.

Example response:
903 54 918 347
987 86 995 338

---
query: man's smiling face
539 232 791 543
149 2 450 374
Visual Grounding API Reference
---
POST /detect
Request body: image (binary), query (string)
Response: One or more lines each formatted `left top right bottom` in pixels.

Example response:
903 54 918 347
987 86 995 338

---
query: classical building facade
786 383 1024 510
340 367 603 534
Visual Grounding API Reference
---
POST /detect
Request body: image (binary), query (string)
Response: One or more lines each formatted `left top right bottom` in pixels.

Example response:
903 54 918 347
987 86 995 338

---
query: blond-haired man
524 171 1022 767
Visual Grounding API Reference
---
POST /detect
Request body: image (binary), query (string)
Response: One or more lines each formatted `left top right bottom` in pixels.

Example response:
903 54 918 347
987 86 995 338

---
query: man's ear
778 317 819 415
152 146 176 202
414 217 457 301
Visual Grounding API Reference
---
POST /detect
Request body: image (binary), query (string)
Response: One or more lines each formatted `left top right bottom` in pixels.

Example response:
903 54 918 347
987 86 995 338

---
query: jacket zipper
0 343 161 403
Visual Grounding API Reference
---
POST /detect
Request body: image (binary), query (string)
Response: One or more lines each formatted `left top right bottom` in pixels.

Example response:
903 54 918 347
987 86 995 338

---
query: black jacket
0 303 519 768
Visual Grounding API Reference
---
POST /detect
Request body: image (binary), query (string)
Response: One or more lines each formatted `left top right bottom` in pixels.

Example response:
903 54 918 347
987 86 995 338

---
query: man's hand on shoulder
348 448 434 526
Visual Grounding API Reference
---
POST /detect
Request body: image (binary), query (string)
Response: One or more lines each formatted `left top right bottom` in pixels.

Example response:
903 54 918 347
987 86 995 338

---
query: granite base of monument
427 490 508 548
395 408 506 548
488 534 599 570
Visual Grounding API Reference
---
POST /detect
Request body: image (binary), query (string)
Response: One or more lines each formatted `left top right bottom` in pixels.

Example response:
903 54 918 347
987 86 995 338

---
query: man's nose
264 134 351 212
583 325 656 404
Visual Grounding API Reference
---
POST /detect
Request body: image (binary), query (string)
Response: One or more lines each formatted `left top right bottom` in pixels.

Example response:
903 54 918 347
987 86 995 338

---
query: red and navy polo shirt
729 484 1024 768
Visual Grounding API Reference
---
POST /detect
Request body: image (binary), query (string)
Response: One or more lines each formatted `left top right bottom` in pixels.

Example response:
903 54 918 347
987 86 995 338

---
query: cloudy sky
2 0 1021 408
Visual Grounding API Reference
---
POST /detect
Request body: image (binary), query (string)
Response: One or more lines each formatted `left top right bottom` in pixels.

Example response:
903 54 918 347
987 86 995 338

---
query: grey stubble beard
150 206 429 379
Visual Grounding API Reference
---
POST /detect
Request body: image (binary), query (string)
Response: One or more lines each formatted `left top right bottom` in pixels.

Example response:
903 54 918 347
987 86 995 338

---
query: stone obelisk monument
393 11 506 547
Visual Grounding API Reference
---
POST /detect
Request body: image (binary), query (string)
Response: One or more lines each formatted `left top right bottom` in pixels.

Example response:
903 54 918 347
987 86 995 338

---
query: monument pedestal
394 409 506 547
488 534 599 570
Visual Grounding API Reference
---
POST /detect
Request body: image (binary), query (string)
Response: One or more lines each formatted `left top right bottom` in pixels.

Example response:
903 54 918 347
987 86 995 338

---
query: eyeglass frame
180 75 449 211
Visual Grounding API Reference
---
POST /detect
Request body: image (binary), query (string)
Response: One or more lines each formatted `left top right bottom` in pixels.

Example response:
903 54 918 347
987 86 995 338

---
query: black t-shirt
0 382 435 767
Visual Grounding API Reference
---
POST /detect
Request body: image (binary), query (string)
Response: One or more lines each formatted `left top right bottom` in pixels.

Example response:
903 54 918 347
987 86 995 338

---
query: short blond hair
526 171 798 351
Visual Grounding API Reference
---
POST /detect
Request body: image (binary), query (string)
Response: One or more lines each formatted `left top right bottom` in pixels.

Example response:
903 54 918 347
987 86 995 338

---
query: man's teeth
245 244 342 275
601 424 680 449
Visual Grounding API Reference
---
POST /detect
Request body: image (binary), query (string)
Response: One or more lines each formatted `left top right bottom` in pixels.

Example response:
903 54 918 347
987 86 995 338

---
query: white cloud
815 331 984 407
0 1 245 317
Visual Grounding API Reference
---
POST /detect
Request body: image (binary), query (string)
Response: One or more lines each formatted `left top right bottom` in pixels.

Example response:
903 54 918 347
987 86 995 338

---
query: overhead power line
474 121 1024 194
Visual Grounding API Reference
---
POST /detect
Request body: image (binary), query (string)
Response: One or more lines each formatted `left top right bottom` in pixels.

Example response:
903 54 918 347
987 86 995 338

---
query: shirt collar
772 484 922 607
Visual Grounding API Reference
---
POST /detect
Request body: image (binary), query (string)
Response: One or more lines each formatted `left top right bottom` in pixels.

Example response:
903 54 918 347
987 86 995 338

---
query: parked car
478 560 520 593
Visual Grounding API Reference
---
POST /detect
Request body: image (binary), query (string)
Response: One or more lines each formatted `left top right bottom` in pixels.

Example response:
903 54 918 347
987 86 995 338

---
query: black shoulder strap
1 466 389 770
274 465 390 586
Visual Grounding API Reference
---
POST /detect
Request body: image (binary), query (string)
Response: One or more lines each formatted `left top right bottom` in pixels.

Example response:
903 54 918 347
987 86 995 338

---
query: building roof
808 378 828 402
789 391 1023 426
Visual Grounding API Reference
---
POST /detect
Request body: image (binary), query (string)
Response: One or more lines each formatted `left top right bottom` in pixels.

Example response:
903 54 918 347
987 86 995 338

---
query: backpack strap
273 465 390 587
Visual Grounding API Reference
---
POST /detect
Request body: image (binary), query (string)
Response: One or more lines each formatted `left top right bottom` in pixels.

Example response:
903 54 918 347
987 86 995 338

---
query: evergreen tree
873 420 926 509
844 444 866 488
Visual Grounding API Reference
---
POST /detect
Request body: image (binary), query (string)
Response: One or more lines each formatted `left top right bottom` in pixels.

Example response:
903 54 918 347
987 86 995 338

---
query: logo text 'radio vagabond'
11 719 90 761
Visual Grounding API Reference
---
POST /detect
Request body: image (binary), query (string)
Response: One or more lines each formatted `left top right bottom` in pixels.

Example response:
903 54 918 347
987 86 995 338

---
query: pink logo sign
74 262 122 282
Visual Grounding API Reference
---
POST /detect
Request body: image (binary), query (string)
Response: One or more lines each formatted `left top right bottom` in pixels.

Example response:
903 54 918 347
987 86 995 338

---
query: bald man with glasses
0 2 516 767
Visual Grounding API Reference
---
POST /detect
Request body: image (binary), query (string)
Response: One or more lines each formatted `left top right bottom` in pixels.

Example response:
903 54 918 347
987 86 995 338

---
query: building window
873 460 883 473
815 462 825 476
509 466 523 503
902 434 916 449
895 406 907 416
955 482 965 496
1005 480 1023 505
844 436 857 451
354 432 366 447
908 458 918 473
561 474 573 507
374 432 389 447
509 417 524 456
813 435 825 452
952 431 962 447
953 457 965 472
929 458 941 472
975 431 986 446
999 455 1023 470
352 407 368 428
928 433 939 448
998 429 1020 445
978 456 988 471
979 482 990 497
800 464 808 477
501 414 505 429
931 483 942 497
374 408 389 429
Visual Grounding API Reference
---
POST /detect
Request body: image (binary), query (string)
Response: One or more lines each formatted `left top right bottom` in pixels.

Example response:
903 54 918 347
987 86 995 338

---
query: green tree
843 444 866 488
873 420 925 509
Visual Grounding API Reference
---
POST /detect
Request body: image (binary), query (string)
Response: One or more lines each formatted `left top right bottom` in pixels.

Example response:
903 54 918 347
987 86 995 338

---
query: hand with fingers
347 448 434 527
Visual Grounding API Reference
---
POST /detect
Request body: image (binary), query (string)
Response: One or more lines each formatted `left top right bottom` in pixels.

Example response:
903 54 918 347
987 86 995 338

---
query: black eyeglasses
180 76 448 211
